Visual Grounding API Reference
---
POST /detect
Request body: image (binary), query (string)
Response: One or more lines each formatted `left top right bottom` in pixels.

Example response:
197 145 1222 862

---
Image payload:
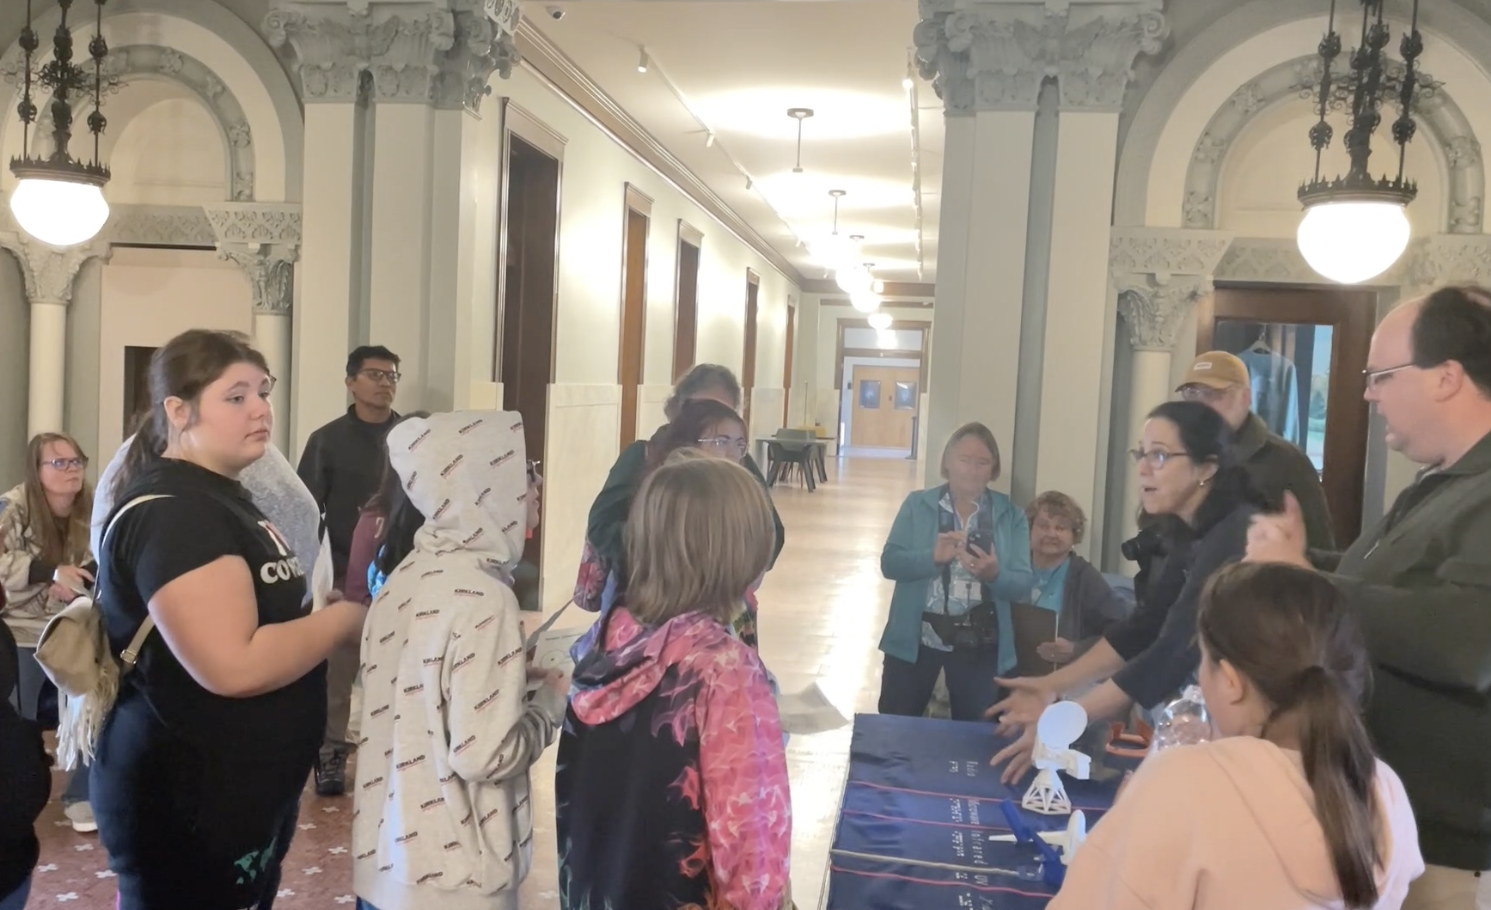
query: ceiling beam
802 279 937 300
514 21 806 287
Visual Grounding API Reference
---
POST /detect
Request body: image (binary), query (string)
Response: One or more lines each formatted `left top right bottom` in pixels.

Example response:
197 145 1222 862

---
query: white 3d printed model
1021 700 1092 816
989 810 1089 865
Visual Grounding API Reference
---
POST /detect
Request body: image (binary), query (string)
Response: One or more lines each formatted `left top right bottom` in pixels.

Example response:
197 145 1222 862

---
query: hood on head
387 410 528 571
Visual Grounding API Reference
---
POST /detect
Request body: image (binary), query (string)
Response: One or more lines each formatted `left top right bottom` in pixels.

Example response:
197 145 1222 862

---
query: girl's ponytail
1198 562 1382 910
110 409 166 504
1291 665 1380 909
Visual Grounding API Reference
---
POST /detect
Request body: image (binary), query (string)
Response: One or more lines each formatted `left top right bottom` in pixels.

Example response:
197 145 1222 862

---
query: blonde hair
625 451 775 626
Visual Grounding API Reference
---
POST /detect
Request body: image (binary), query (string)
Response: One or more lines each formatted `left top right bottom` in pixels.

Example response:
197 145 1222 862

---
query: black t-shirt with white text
93 459 325 910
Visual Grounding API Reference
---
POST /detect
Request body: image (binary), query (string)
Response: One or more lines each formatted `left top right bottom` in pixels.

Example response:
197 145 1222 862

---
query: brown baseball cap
1177 351 1250 391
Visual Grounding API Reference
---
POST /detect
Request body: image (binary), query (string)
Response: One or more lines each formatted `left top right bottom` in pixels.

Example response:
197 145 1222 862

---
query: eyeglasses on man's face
42 456 88 472
1362 363 1417 388
358 368 401 385
1179 385 1227 403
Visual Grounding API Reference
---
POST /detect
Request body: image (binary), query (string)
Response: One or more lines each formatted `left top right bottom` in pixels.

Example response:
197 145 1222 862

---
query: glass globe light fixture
811 232 857 270
850 288 880 313
1294 0 1423 285
867 311 893 330
8 0 114 249
1297 200 1411 285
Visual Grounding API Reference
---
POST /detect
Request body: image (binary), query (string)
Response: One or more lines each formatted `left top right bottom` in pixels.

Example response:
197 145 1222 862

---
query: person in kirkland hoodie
557 453 792 910
353 411 565 910
1050 562 1422 910
0 620 51 910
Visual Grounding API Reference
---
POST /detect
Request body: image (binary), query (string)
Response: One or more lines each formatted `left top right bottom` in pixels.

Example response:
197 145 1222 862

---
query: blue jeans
879 644 1003 722
0 877 30 910
13 645 89 804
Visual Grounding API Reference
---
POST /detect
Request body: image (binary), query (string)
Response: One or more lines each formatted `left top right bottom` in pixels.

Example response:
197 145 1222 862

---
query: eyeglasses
1179 385 1227 402
1129 448 1190 470
358 369 401 385
698 436 748 457
1362 363 1416 387
42 457 88 471
526 459 541 483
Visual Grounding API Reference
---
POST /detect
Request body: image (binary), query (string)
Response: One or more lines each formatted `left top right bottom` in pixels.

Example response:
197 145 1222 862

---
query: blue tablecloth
825 714 1133 910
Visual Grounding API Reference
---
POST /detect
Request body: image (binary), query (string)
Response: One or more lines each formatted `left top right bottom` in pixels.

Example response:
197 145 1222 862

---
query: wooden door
850 365 919 448
1196 285 1375 545
618 186 651 447
782 301 795 425
742 271 759 426
672 223 702 381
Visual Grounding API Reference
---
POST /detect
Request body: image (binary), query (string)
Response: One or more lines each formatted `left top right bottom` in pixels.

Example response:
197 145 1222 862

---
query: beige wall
95 248 252 461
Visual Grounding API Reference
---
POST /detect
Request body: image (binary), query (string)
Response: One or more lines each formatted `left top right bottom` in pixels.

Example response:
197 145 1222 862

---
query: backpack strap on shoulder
104 494 172 671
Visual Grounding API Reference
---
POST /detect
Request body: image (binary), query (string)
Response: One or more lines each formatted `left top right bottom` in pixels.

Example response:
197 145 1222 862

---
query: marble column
1032 5 1168 546
0 232 111 438
207 202 303 454
914 0 1167 514
1109 227 1234 567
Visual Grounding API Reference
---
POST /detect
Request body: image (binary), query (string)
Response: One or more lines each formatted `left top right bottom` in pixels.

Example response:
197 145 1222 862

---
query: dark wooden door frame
1196 284 1375 545
618 184 652 448
495 99 564 386
783 300 795 425
672 220 703 382
833 318 932 390
742 270 760 428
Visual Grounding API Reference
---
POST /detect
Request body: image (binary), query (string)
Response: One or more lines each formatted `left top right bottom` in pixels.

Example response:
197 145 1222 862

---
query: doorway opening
1196 285 1375 545
619 185 652 447
123 345 157 431
834 319 930 458
742 270 760 427
498 115 562 578
783 301 796 426
673 222 702 382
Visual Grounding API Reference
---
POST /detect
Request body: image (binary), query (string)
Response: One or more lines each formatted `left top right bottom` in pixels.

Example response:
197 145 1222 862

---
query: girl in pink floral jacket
556 454 792 910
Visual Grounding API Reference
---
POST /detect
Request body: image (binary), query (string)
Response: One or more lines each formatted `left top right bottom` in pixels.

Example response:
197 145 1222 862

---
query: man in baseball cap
1177 351 1335 549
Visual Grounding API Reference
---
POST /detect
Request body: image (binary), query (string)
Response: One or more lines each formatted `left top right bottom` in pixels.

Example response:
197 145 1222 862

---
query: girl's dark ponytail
111 409 166 504
1288 665 1381 909
1198 562 1382 910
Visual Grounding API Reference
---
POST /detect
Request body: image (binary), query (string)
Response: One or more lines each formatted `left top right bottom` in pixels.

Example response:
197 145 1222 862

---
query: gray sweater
92 438 322 589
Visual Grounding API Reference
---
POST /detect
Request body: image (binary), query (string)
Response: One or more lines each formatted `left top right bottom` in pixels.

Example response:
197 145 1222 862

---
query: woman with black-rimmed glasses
989 401 1263 783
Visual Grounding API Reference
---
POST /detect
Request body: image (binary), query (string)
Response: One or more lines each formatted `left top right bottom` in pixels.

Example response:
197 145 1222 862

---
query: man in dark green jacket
1248 287 1491 906
1178 350 1335 550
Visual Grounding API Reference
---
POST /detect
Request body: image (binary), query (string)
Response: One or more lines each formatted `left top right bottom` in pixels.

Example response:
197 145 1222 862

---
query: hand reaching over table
985 676 1056 784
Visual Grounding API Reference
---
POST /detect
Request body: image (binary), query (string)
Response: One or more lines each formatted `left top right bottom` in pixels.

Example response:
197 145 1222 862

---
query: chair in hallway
766 431 817 492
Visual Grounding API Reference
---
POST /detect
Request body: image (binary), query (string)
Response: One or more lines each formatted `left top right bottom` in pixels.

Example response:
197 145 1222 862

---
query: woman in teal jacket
879 422 1034 721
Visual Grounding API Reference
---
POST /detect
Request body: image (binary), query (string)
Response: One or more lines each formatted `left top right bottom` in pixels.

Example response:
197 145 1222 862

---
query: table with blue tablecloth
824 714 1135 910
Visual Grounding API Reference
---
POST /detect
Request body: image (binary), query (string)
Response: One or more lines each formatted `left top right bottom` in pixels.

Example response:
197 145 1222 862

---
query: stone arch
28 45 257 202
0 1 303 201
1114 0 1491 229
1180 55 1483 234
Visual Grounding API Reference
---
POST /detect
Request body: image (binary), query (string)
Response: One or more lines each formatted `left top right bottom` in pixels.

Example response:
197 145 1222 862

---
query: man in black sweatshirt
296 345 400 796
0 620 51 910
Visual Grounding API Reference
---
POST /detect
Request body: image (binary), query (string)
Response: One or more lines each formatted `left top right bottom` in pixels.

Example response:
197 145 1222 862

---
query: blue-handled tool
999 800 1066 888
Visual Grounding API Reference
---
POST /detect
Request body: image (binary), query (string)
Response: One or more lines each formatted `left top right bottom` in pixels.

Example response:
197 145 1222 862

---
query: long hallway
26 456 922 910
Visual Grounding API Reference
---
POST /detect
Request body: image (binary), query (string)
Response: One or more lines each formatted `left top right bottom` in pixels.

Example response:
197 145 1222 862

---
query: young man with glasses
296 345 401 796
1176 350 1335 550
1249 286 1491 910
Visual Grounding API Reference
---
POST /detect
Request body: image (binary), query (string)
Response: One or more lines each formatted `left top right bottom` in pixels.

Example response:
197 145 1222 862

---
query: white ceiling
528 0 943 284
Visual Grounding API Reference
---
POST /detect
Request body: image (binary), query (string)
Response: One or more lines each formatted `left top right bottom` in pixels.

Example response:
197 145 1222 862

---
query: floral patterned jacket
556 607 792 910
0 484 94 646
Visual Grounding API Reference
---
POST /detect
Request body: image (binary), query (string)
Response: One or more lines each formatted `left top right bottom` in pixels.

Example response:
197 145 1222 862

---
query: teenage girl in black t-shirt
92 330 369 910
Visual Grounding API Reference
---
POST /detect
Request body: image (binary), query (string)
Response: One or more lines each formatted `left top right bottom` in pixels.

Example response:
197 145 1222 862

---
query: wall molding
805 279 937 300
513 20 805 287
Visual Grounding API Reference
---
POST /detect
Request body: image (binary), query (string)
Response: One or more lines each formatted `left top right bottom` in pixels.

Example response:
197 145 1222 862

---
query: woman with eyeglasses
988 401 1262 782
0 432 97 832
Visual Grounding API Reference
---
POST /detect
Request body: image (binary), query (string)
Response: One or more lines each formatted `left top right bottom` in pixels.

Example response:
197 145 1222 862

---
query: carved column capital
1404 234 1491 287
433 3 520 113
913 0 1167 114
0 226 111 305
263 1 458 103
219 243 298 315
204 203 304 246
1117 276 1210 352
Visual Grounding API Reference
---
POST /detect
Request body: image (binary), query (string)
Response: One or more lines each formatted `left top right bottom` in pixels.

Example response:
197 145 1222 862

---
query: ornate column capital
433 3 520 113
0 221 112 306
205 203 302 315
263 1 458 103
219 243 299 315
1404 234 1491 287
1109 227 1230 352
1117 276 1209 352
913 0 1168 114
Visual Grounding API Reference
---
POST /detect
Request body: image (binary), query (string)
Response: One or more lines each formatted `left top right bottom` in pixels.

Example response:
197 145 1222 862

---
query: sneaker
315 747 348 797
64 802 98 834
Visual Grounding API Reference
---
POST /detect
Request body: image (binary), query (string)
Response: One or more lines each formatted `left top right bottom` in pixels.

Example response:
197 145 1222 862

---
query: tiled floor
27 456 920 910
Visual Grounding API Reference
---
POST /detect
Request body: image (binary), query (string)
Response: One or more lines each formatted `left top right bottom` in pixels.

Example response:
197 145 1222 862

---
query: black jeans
879 644 1003 722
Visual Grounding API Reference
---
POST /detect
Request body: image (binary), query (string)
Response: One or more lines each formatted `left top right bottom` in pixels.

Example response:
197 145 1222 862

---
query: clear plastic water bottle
1149 685 1213 754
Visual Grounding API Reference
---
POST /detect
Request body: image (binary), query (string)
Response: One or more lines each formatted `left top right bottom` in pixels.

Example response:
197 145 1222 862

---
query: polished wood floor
27 456 922 910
